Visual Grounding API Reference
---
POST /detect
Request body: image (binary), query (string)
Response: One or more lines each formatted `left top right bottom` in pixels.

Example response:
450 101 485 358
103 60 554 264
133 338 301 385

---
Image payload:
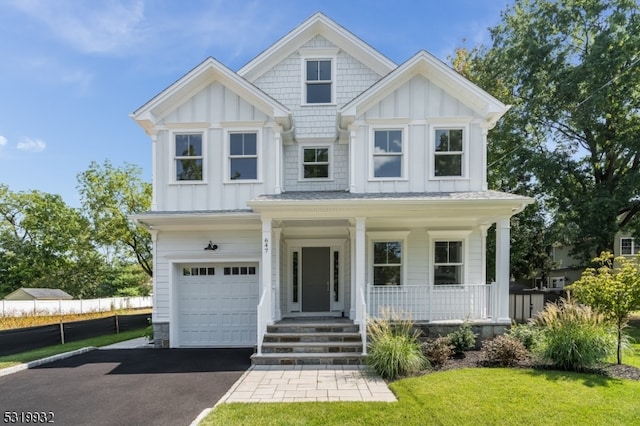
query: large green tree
77 160 153 277
460 0 640 263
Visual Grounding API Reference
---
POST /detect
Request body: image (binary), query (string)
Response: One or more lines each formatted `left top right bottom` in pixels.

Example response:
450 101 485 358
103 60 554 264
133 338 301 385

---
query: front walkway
217 364 397 403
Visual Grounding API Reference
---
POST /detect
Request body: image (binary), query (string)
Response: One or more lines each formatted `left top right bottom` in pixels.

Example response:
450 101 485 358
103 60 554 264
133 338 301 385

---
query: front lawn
203 368 640 426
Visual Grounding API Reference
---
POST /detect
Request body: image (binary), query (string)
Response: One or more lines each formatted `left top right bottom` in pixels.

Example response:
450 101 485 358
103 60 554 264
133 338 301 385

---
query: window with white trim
305 59 332 104
621 237 638 255
373 241 402 286
302 147 330 179
175 133 203 181
434 241 463 285
229 132 257 180
373 129 403 178
434 128 463 177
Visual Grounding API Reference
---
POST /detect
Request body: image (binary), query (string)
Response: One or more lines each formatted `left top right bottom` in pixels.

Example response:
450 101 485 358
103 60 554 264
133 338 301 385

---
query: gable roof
238 12 396 82
4 288 73 300
339 50 509 128
131 57 292 135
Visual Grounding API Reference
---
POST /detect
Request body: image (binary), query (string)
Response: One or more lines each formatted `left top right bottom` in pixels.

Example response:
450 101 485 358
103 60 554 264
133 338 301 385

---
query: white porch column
348 226 356 319
273 227 282 321
354 217 366 324
257 218 273 354
495 217 511 323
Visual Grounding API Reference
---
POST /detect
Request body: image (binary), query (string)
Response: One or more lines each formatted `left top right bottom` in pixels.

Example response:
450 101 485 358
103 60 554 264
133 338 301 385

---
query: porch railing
366 283 495 322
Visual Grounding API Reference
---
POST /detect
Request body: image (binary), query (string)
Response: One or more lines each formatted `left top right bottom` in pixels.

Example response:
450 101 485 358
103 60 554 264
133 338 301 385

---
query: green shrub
533 297 616 371
367 311 428 380
482 335 529 367
508 322 541 350
143 317 153 342
422 336 454 366
447 321 477 354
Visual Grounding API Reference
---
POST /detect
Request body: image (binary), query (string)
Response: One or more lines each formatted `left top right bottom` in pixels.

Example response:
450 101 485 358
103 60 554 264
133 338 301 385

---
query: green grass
0 328 147 369
203 368 640 426
617 321 640 368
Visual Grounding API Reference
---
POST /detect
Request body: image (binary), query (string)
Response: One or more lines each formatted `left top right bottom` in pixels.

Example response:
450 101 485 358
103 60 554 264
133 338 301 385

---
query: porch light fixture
204 241 218 251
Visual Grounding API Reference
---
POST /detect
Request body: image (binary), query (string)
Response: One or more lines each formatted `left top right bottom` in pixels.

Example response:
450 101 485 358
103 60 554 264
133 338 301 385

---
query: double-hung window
229 132 257 180
175 133 203 181
373 241 402 286
434 241 463 285
434 128 463 177
373 129 403 178
302 147 330 179
305 59 332 104
621 237 638 255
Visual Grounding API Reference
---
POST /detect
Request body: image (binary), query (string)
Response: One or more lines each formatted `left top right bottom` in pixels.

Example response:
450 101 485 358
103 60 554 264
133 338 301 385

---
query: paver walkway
217 365 397 403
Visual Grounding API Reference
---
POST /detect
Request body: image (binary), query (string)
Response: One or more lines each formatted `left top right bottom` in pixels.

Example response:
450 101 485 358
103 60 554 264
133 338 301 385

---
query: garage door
178 263 258 347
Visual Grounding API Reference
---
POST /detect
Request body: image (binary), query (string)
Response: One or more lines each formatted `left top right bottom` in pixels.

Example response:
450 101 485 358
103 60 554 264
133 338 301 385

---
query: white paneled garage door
178 263 258 347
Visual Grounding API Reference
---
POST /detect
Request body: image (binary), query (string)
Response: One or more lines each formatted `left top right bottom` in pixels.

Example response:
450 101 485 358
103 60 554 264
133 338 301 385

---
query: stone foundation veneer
414 321 510 350
153 322 170 348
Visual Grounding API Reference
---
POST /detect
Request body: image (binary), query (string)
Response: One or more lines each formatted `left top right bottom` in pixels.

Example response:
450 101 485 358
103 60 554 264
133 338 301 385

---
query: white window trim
223 128 263 184
369 125 409 181
300 55 337 106
298 142 333 181
620 237 637 256
367 231 410 287
428 230 472 287
429 123 470 180
170 129 207 185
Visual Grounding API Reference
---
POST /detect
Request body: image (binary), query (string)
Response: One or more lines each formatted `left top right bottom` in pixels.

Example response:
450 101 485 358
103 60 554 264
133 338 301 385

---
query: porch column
348 226 356 319
354 217 366 325
273 227 282 321
495 217 511 323
258 218 273 354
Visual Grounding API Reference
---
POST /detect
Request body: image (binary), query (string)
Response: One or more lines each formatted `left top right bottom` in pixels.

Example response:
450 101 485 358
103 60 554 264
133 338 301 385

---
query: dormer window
305 59 332 104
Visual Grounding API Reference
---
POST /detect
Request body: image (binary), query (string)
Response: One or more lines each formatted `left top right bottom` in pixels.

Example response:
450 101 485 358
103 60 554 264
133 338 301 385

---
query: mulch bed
425 350 640 382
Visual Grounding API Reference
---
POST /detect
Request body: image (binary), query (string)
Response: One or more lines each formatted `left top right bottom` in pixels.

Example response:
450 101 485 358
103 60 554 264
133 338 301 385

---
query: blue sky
0 0 513 207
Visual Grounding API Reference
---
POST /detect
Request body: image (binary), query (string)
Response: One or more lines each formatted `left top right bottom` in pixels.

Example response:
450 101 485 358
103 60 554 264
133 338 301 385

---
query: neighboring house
3 288 73 301
543 243 584 290
615 232 639 259
131 13 532 351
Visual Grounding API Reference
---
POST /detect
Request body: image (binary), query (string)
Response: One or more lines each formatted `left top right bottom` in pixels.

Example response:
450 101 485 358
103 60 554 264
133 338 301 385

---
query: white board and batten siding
153 81 277 212
155 230 262 347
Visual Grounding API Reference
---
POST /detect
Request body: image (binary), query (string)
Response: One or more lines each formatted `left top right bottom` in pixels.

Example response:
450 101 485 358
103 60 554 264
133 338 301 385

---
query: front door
302 247 330 312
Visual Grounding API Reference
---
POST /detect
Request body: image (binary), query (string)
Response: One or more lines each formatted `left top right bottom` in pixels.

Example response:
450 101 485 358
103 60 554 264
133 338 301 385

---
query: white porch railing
356 285 368 355
367 283 495 322
256 291 269 355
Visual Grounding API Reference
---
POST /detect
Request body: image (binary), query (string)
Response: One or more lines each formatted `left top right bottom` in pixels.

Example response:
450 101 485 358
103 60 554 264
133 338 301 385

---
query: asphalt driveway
0 348 253 426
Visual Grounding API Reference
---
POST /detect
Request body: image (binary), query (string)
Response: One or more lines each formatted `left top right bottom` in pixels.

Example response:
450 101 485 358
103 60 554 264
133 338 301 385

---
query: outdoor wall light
204 241 218 251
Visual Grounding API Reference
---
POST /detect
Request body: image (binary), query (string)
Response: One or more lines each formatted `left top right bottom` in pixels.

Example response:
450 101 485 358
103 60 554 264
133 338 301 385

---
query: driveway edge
0 347 97 378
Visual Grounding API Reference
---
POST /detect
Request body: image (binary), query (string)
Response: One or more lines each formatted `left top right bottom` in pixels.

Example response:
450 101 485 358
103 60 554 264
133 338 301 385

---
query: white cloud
0 136 7 147
17 137 46 153
7 0 147 55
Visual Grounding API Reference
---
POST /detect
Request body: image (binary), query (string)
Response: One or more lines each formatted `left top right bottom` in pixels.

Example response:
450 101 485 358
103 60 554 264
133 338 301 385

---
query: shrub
367 311 428 379
482 335 529 367
447 321 477 355
143 317 153 342
508 322 541 350
422 336 454 366
533 297 616 371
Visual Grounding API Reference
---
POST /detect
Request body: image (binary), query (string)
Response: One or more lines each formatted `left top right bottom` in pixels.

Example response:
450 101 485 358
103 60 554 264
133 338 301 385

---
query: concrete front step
251 352 365 366
261 341 362 354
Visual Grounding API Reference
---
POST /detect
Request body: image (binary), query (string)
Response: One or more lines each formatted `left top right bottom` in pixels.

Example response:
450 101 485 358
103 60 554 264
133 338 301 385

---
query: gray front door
302 247 330 312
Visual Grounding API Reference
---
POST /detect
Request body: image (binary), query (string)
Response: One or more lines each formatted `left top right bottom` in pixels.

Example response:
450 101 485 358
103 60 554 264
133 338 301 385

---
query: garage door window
183 267 215 276
224 266 257 275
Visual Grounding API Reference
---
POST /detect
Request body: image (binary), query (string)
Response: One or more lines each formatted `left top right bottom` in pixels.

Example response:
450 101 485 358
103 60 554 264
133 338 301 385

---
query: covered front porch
249 191 531 357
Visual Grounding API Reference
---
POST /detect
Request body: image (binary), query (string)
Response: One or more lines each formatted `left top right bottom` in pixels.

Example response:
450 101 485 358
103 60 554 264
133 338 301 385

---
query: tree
569 252 640 364
458 0 640 263
0 185 106 297
77 160 153 277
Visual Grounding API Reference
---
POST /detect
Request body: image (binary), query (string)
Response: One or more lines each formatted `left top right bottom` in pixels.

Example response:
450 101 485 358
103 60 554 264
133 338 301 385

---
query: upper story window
620 237 638 255
373 241 402 286
302 146 330 179
373 129 403 178
175 133 203 181
229 132 258 180
434 128 464 177
305 59 332 104
434 241 463 285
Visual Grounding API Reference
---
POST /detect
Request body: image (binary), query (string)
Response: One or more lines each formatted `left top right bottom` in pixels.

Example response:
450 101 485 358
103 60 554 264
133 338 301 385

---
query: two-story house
131 13 532 360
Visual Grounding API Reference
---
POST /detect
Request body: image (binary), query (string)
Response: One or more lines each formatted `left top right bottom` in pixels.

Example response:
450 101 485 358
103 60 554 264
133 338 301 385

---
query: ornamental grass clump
533 297 616 372
367 310 428 380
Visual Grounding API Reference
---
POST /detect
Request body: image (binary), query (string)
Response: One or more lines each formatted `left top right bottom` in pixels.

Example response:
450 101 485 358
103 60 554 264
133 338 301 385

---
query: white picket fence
0 296 152 317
